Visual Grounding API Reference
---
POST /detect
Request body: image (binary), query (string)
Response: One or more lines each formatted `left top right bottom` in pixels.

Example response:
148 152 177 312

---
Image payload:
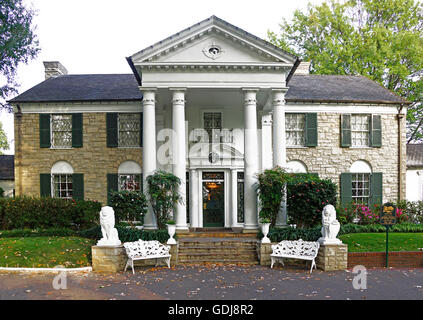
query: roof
9 73 407 105
0 155 14 180
9 74 142 103
407 144 423 168
286 75 408 105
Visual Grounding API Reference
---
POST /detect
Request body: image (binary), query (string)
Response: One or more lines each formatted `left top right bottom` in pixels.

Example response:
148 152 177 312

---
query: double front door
202 172 225 227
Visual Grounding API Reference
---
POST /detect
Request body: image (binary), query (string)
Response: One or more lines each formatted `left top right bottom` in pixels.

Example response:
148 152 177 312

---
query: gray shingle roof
9 74 142 103
0 155 14 180
286 75 407 104
9 73 407 105
407 144 423 168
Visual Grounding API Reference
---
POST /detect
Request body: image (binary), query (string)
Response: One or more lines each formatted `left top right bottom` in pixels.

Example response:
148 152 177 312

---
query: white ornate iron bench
123 240 171 274
270 239 320 273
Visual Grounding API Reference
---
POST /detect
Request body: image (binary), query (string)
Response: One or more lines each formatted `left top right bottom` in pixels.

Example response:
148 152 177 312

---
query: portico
129 16 296 230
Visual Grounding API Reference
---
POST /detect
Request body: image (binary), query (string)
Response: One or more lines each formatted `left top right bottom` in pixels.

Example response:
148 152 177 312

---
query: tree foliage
0 121 9 154
146 170 182 230
268 0 423 142
0 0 40 110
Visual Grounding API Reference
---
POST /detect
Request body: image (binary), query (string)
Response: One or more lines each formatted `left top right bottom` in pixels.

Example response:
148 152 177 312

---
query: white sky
0 0 324 155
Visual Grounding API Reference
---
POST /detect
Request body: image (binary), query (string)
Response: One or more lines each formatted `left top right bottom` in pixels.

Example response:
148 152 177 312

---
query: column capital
139 86 157 92
272 89 287 106
172 90 186 105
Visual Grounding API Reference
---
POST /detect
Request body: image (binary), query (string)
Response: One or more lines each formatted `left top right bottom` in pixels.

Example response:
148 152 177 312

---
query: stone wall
286 112 406 202
14 113 142 204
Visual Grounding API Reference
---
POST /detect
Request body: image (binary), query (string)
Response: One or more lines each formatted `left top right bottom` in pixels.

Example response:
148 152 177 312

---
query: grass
339 233 423 252
0 236 96 268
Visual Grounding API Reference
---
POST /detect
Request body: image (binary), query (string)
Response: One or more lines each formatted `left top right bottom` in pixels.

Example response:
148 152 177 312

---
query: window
43 161 84 200
286 114 305 147
352 173 370 204
39 114 83 149
52 174 73 199
351 114 370 147
204 112 222 143
118 113 141 147
51 114 72 148
117 161 142 192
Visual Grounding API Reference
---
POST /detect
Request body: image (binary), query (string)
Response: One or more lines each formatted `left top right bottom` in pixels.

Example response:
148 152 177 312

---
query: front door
202 172 224 227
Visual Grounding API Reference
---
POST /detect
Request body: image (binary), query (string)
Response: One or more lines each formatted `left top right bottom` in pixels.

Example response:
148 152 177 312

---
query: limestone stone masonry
286 112 406 202
14 112 142 204
316 243 348 271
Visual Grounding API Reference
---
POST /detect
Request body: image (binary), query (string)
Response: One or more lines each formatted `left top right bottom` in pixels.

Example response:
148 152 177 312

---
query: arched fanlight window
285 160 308 173
51 161 74 199
350 160 372 204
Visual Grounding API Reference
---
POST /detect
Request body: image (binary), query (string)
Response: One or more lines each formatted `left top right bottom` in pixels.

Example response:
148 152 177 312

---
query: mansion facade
9 16 408 231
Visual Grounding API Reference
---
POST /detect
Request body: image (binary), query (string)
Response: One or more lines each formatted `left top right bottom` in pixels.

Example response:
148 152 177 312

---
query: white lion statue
318 204 342 245
97 206 121 247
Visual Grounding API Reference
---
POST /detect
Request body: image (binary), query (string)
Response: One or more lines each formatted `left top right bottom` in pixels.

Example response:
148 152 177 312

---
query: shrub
257 167 291 226
146 170 182 230
286 176 337 228
109 190 147 227
79 225 171 243
396 200 423 224
0 196 101 230
0 187 4 198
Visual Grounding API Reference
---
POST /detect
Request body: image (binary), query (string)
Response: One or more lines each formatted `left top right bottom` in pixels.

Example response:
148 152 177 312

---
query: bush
259 223 423 242
286 177 337 228
146 170 182 230
337 202 409 225
0 187 4 198
109 190 147 227
79 225 171 243
396 200 423 224
0 196 101 230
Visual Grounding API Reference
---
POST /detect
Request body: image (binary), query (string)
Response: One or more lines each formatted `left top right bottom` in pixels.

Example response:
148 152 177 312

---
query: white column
142 89 157 229
189 169 199 228
261 114 273 171
272 89 288 227
231 169 238 228
243 89 259 230
272 89 287 167
171 89 188 230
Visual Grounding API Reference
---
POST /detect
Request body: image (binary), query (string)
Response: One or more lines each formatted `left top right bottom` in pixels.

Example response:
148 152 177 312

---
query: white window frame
285 113 306 147
50 114 72 149
117 113 141 148
51 161 74 199
351 114 371 148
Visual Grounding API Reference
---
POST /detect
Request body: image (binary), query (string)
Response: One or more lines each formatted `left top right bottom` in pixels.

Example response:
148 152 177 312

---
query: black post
385 225 389 268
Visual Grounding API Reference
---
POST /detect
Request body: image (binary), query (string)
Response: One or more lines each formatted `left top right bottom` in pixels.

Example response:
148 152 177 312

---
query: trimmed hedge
259 223 423 242
79 225 172 243
0 197 101 230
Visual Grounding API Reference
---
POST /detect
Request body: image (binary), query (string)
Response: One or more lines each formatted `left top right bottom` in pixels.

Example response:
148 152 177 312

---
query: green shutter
106 113 118 148
341 114 351 148
305 113 318 147
139 112 143 147
72 113 83 148
371 115 382 148
40 174 51 197
340 173 352 206
107 174 119 205
72 174 84 200
39 114 51 148
370 172 383 209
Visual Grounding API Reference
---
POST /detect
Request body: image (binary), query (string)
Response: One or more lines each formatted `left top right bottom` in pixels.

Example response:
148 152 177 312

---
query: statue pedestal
92 245 127 273
316 243 348 271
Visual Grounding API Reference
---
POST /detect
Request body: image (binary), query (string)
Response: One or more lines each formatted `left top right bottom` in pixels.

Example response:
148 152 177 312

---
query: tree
0 0 40 111
268 0 423 142
0 121 9 154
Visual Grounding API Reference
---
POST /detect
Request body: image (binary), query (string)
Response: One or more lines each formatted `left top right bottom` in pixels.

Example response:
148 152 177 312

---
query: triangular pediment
130 16 297 66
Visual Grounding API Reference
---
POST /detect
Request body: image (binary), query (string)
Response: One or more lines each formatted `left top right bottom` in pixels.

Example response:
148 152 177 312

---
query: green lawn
339 233 423 252
0 236 96 268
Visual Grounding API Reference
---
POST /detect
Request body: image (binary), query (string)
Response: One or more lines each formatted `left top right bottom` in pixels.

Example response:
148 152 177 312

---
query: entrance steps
178 228 258 239
177 236 259 265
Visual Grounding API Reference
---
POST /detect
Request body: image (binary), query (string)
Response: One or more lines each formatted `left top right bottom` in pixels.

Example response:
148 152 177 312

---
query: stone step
178 230 258 239
179 247 257 254
179 253 257 260
178 259 258 265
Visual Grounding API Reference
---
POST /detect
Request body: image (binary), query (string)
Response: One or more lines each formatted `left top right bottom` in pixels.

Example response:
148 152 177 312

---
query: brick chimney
43 61 68 80
294 61 311 75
